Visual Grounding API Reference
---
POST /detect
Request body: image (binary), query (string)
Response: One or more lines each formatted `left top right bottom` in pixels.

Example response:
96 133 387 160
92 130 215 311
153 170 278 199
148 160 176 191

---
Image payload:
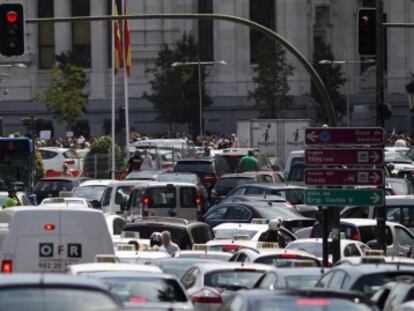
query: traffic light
358 8 376 56
0 4 24 56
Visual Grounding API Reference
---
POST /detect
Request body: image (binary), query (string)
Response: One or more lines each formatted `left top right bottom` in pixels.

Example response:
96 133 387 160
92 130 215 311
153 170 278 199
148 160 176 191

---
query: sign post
304 127 385 266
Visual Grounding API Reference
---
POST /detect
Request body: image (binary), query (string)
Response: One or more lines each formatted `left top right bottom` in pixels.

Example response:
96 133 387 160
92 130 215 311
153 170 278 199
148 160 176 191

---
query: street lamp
318 59 375 127
171 60 227 137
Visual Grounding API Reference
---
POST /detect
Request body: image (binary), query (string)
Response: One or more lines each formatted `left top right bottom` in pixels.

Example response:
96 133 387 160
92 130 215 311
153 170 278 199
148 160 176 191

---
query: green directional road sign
304 189 384 207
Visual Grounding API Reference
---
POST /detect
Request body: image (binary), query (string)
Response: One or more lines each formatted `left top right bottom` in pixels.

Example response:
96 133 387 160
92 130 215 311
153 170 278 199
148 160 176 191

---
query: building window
250 0 275 64
38 0 55 69
198 0 214 61
71 0 91 68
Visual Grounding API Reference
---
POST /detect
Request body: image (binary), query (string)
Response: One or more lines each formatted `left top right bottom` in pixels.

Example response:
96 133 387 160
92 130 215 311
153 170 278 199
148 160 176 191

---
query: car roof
178 250 232 258
39 147 72 152
126 217 205 227
233 183 306 190
84 271 176 279
176 159 213 163
267 267 328 276
339 218 398 226
132 181 198 188
106 180 148 187
288 238 363 246
385 195 414 205
190 262 275 273
80 179 116 187
68 263 162 274
213 223 268 230
329 263 414 276
0 273 110 289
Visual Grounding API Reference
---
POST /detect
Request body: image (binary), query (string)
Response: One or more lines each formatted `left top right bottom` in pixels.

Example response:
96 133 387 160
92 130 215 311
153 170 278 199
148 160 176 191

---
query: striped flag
124 0 132 76
114 0 123 75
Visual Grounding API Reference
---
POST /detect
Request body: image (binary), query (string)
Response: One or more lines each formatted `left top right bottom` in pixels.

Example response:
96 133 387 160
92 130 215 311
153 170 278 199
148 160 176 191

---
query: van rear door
6 208 114 273
179 186 199 220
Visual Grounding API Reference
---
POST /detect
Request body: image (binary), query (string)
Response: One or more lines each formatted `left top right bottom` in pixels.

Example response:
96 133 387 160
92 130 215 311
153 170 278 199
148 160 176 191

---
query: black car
222 184 318 217
33 177 89 203
173 159 218 197
219 288 374 311
123 217 214 250
202 201 315 230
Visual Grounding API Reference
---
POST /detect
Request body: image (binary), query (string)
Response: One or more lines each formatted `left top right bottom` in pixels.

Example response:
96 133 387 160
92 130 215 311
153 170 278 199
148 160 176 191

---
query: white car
101 180 146 214
39 147 82 177
115 249 170 264
181 262 274 311
285 238 370 264
67 262 162 275
73 179 116 208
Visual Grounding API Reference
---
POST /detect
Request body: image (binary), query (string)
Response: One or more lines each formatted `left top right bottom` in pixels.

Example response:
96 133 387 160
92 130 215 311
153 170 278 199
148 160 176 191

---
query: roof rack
137 216 188 225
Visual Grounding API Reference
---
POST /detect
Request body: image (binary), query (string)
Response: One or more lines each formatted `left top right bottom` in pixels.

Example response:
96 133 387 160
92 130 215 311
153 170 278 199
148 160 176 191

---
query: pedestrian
140 149 153 170
239 150 258 172
161 230 180 255
61 164 73 177
127 150 143 173
3 186 22 208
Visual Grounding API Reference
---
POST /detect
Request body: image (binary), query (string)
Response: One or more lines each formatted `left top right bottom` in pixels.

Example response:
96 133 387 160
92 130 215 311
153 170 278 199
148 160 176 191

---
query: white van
127 182 202 220
0 206 114 273
101 180 146 214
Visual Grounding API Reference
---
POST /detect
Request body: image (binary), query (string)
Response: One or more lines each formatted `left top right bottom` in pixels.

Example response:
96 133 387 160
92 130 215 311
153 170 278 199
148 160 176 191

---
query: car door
223 204 253 224
393 225 414 256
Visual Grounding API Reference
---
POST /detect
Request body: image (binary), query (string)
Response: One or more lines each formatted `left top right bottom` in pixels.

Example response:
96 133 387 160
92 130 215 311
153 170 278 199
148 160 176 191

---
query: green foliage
34 52 88 130
35 150 44 183
83 136 124 179
311 41 346 123
248 43 294 118
144 33 212 135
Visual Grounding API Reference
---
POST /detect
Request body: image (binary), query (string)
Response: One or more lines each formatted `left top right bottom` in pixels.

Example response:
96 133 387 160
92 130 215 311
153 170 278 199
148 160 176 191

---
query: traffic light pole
376 0 386 254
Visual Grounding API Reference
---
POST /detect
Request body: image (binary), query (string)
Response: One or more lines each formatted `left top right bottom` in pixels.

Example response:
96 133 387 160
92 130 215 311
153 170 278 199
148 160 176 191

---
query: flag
114 0 123 75
124 0 132 76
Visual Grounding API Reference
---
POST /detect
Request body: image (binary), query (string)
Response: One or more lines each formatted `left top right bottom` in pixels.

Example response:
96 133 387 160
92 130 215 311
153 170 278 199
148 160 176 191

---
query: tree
34 52 88 130
144 34 212 137
83 136 124 179
248 42 294 118
311 41 346 123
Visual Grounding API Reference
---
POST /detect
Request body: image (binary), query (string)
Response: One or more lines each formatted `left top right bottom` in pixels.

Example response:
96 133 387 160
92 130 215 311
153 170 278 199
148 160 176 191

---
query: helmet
150 232 162 247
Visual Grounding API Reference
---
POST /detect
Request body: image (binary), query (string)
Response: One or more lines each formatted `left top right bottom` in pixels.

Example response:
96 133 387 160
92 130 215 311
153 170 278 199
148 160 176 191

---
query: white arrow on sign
369 172 381 184
306 131 318 143
370 192 381 205
369 151 380 163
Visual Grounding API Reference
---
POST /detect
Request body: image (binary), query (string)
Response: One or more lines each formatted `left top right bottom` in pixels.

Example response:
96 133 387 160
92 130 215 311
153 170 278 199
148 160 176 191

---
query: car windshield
146 186 176 208
214 228 259 239
98 276 187 304
73 185 106 201
204 270 264 290
256 297 371 311
0 288 118 311
157 173 198 184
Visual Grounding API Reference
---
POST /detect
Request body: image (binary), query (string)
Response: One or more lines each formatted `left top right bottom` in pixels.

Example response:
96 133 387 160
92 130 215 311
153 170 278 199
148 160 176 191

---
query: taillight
142 197 150 217
279 253 298 259
296 298 331 306
196 197 202 219
191 288 222 304
129 297 146 304
222 245 239 252
44 224 55 231
2 260 12 273
64 160 75 165
353 230 359 241
195 197 202 205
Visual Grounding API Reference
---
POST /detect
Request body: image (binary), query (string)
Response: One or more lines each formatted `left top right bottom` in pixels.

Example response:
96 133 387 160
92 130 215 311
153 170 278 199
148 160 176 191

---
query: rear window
255 255 320 267
204 270 264 290
174 161 214 174
147 187 176 208
98 276 187 304
180 187 197 208
34 180 73 192
0 288 118 311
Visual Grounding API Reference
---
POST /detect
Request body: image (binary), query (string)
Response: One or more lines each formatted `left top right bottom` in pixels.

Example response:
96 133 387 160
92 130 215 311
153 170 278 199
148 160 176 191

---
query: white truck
237 119 310 166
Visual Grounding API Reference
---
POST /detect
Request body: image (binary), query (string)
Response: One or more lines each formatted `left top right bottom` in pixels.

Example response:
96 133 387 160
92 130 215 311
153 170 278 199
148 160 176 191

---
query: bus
0 137 35 192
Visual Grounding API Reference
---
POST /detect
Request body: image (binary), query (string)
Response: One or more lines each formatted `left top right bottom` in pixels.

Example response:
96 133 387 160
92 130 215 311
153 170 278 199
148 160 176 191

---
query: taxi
39 197 90 208
114 243 170 265
204 234 261 253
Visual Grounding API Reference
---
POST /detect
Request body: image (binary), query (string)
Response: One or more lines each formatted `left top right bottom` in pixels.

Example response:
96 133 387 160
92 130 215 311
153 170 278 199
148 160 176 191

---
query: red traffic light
6 11 17 23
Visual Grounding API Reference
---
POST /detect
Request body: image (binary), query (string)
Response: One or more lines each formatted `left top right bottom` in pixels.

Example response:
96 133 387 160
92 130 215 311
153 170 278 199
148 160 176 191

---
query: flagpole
111 3 116 179
123 0 130 159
